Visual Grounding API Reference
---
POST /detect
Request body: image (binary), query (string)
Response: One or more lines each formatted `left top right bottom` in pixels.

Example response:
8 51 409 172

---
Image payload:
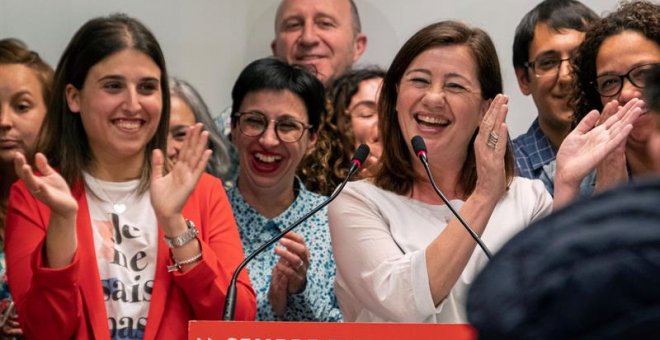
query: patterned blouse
227 179 342 321
0 251 12 322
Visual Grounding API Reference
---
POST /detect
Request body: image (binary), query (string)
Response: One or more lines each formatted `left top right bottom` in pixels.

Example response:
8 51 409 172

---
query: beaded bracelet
167 252 203 273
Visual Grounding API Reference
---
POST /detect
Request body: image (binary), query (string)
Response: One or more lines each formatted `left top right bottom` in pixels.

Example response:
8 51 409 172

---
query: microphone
222 144 371 320
410 136 493 259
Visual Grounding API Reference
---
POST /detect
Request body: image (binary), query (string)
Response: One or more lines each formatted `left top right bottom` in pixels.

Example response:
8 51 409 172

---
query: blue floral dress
227 179 342 321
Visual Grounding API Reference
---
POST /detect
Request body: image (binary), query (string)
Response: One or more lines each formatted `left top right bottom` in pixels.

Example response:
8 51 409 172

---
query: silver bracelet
164 219 198 248
167 252 203 273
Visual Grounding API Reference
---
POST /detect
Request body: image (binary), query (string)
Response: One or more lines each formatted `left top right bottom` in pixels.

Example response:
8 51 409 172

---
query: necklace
84 173 138 215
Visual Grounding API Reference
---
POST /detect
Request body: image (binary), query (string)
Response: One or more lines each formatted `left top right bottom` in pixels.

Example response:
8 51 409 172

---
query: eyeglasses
524 57 571 78
233 111 312 143
594 63 658 97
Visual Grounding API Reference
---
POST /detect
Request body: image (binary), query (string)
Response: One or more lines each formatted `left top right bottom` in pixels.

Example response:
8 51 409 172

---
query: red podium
189 320 476 340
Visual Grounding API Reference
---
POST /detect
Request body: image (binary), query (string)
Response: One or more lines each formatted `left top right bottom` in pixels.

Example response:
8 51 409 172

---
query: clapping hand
14 152 78 217
150 123 211 230
267 231 310 317
473 94 509 203
554 99 642 208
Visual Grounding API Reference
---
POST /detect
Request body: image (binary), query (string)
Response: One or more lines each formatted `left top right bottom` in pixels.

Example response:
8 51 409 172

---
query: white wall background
1 0 620 137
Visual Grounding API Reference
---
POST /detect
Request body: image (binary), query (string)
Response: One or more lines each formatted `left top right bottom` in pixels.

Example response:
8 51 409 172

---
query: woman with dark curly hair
329 67 386 178
557 1 659 200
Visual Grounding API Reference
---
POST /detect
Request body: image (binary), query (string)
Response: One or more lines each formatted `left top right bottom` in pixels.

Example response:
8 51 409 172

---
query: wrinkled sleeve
171 176 256 320
328 185 439 322
5 181 84 339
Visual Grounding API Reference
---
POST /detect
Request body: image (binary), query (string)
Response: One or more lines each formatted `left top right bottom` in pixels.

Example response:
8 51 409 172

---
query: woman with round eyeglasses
551 0 659 204
227 57 342 321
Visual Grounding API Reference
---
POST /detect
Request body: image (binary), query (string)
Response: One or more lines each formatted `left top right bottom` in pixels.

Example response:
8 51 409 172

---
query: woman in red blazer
5 14 255 339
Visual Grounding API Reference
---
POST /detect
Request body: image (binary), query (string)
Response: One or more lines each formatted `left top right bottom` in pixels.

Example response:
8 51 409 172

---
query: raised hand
13 152 78 217
593 99 640 192
473 94 509 202
554 99 642 208
14 152 79 268
150 123 211 230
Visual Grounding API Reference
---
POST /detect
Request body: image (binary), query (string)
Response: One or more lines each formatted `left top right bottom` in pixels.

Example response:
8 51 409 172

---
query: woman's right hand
1 315 23 339
13 152 78 217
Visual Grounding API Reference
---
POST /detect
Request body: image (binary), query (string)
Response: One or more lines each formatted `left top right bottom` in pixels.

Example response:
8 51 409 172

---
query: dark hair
0 38 54 110
170 77 237 184
375 20 514 196
36 13 170 192
573 1 660 123
231 57 324 132
513 0 598 78
645 64 660 114
328 66 385 178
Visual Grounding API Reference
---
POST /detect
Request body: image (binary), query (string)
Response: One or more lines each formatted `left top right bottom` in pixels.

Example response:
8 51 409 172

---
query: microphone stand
222 145 369 320
412 136 493 259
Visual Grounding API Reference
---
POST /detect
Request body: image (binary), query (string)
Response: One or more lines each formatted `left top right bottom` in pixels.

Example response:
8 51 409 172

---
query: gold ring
31 188 41 195
297 261 304 270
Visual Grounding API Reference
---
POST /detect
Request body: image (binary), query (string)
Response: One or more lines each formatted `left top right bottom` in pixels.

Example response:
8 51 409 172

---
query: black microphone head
411 136 427 158
352 144 370 169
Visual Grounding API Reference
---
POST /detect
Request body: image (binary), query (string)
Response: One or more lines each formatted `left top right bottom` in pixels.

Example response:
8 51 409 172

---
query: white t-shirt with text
84 173 158 339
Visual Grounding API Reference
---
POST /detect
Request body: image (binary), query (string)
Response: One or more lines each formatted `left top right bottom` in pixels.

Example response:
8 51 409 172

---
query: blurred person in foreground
466 64 660 340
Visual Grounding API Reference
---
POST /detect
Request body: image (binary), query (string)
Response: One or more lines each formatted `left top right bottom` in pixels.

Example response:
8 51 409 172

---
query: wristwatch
164 219 198 248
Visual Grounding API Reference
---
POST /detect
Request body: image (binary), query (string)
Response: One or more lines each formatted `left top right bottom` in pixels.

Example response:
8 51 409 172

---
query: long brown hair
374 20 514 196
36 14 170 193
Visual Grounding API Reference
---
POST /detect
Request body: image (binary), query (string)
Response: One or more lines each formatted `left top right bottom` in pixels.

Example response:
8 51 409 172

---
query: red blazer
5 173 256 339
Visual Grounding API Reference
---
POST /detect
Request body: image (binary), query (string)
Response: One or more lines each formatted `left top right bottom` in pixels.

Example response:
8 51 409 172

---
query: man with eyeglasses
512 0 598 183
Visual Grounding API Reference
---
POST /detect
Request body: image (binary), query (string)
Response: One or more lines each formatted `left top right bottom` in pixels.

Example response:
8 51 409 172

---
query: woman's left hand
150 123 211 230
553 99 641 208
273 232 310 294
266 232 310 317
473 94 509 203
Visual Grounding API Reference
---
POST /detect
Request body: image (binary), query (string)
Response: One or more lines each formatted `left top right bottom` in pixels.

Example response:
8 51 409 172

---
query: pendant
113 203 127 214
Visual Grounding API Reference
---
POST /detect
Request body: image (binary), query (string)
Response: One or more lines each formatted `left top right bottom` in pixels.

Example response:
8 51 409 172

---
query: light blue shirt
227 179 342 321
